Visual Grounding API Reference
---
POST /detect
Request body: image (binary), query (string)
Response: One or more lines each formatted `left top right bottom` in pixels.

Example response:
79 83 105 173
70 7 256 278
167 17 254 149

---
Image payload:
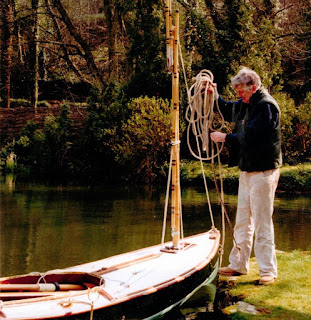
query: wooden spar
165 0 173 72
170 10 180 249
0 283 85 292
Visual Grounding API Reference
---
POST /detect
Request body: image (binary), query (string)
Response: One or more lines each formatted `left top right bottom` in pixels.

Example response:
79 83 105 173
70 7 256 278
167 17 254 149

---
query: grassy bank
219 251 311 320
180 161 311 193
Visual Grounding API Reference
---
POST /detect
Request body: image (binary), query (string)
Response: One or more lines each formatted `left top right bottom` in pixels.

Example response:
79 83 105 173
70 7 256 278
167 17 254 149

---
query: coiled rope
185 69 225 161
162 48 239 262
183 68 240 260
184 69 226 265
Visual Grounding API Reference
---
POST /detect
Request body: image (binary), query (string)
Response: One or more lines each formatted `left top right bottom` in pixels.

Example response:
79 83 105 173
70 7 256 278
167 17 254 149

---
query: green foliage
275 92 311 164
1 0 310 185
279 163 311 192
81 85 126 184
124 0 170 99
0 141 15 173
114 96 171 183
183 1 283 97
1 104 74 180
180 160 240 191
179 160 311 193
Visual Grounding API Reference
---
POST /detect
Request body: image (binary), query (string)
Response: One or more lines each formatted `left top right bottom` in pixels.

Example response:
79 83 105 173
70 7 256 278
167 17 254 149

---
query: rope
182 68 228 264
184 69 223 230
185 69 225 160
161 139 184 246
183 68 240 256
161 146 173 246
161 43 239 257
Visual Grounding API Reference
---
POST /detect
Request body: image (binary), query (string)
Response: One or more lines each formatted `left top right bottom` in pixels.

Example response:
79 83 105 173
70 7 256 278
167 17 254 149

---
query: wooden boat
0 3 221 319
0 232 220 319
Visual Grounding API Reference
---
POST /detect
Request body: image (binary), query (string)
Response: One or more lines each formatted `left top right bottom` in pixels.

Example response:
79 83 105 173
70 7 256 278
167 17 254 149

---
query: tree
45 0 87 83
0 0 14 108
276 0 311 102
50 0 104 86
29 0 40 108
124 0 170 99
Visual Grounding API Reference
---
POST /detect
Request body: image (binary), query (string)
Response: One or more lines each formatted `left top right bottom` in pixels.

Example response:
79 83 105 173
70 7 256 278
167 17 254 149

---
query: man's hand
201 82 217 95
210 131 226 142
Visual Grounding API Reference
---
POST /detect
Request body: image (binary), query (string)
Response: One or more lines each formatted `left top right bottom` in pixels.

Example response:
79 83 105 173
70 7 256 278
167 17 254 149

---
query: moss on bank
180 161 311 194
219 251 311 320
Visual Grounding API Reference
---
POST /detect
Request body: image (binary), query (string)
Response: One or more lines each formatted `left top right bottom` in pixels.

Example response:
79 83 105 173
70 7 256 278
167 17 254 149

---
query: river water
1 175 310 318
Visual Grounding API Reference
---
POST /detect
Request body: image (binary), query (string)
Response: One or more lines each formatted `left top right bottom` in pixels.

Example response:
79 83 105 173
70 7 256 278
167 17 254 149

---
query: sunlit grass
180 160 311 193
225 251 311 320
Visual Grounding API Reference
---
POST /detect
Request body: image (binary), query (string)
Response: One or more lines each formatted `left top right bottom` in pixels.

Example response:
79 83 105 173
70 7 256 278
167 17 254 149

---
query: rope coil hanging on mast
162 0 239 264
183 69 241 260
185 69 225 161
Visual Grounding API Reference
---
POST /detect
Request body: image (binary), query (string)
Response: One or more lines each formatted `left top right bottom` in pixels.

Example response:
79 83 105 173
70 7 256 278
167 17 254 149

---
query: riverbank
217 250 311 320
180 161 311 194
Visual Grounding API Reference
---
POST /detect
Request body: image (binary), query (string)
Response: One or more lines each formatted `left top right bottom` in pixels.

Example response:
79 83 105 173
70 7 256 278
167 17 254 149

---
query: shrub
1 104 74 180
114 96 171 184
275 92 311 164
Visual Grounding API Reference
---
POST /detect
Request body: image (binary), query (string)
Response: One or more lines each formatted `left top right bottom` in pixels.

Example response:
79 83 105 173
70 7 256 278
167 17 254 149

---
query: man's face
235 84 257 103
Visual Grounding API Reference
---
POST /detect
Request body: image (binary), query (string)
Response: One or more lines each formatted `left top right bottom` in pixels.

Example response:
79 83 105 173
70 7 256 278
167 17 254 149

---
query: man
210 67 282 285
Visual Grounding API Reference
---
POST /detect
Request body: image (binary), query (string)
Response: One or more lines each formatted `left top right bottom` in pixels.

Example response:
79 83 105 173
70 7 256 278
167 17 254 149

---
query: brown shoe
218 266 242 276
259 275 275 285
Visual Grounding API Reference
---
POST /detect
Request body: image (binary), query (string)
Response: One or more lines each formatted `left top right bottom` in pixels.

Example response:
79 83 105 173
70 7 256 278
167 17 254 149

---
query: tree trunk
12 0 24 65
51 0 104 86
0 0 14 109
103 0 117 81
45 0 88 83
30 0 39 109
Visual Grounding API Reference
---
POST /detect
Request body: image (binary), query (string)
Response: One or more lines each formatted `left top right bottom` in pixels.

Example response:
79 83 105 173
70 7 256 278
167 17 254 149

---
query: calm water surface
1 176 310 277
1 176 310 318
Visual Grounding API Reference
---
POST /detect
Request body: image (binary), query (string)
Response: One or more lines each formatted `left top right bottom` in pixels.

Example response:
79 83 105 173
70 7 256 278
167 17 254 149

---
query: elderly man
211 67 282 285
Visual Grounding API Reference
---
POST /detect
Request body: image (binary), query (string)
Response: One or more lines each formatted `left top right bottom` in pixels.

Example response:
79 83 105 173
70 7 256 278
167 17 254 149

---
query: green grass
222 251 311 320
180 160 311 193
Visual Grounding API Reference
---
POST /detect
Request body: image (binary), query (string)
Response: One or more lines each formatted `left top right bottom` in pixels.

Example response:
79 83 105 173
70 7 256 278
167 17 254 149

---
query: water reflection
1 178 310 278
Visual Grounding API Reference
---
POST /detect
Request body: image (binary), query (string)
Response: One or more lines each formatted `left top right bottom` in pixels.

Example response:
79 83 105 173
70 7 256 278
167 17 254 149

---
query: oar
0 283 85 292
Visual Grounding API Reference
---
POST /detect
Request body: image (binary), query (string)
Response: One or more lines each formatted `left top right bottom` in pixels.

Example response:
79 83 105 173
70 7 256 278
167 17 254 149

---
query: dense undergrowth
0 91 311 190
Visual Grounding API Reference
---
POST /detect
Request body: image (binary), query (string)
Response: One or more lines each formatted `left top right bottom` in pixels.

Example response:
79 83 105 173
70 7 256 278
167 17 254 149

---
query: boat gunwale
1 230 220 316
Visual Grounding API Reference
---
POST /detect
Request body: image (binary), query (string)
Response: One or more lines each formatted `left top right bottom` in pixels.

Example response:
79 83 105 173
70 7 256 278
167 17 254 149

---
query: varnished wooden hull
0 230 220 319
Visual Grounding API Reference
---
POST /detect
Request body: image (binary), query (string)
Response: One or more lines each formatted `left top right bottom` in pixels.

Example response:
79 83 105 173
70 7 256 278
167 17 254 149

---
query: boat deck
0 230 220 319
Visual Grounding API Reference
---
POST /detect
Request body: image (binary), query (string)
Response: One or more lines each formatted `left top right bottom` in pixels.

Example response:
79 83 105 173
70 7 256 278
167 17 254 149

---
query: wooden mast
166 1 181 249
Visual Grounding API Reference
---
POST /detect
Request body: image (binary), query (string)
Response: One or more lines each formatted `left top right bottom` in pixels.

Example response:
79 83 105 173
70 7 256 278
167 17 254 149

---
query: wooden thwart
0 283 85 292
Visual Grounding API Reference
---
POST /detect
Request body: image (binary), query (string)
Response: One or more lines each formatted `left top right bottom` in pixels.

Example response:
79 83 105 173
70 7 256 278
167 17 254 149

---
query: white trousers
228 169 280 278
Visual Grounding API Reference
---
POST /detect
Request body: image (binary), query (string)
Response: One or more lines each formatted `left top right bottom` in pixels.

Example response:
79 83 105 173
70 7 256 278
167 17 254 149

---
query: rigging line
111 259 165 295
185 70 239 252
182 70 219 228
161 145 173 245
179 54 239 255
210 153 240 252
212 145 225 266
178 45 216 228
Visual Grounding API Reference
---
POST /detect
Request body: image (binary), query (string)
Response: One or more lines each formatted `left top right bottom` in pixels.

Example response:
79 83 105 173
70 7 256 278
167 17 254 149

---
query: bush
80 85 126 184
114 96 171 184
275 92 311 164
279 163 311 193
0 103 74 180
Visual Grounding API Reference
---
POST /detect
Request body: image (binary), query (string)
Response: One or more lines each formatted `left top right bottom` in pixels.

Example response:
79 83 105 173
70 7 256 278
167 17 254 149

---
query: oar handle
0 283 85 292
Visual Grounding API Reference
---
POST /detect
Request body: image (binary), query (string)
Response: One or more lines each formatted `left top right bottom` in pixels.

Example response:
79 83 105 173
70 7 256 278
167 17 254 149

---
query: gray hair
231 67 261 90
